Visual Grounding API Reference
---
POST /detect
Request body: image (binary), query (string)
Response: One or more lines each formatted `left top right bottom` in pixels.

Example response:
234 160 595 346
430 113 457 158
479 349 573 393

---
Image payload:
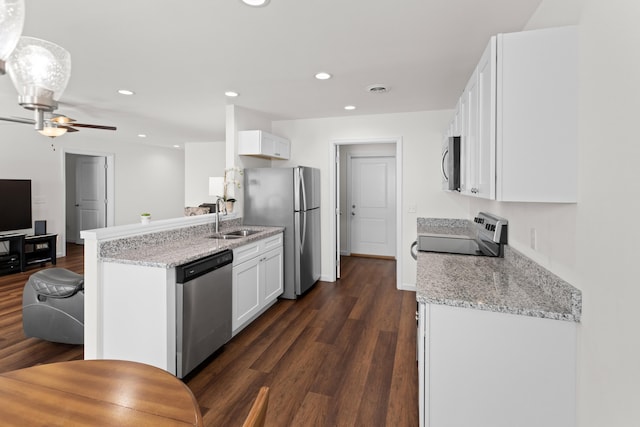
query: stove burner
417 212 508 257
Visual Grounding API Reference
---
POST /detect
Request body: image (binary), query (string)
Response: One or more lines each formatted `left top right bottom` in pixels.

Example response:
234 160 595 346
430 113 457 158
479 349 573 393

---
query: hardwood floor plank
386 291 420 427
355 330 398 426
289 391 332 427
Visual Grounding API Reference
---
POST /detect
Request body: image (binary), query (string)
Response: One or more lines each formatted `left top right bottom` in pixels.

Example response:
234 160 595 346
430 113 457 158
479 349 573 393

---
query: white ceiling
0 0 542 147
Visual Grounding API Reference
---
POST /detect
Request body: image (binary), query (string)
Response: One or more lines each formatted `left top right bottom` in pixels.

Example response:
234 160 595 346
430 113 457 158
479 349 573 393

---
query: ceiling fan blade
69 123 117 131
60 125 80 133
0 116 36 125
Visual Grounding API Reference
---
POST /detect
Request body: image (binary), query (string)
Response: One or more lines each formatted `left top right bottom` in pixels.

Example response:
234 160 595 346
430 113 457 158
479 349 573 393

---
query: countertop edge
416 294 580 322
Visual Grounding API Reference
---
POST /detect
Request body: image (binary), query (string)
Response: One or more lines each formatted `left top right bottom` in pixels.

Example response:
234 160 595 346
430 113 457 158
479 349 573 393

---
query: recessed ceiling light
241 0 270 7
137 134 147 138
118 89 135 95
344 105 356 110
173 145 181 149
366 84 389 94
315 72 332 80
225 91 239 97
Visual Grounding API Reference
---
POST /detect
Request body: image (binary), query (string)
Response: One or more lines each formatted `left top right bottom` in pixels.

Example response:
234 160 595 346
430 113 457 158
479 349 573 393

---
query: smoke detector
366 84 389 94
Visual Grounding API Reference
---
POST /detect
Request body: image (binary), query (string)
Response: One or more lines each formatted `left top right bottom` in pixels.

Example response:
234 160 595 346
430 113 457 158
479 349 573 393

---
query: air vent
366 84 389 94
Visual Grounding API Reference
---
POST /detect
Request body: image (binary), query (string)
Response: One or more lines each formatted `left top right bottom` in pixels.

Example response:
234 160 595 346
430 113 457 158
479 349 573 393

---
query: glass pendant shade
38 125 67 138
0 0 25 74
7 36 71 110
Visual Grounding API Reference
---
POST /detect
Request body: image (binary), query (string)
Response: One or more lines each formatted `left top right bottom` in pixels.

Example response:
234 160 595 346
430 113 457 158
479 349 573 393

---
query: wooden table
0 360 204 426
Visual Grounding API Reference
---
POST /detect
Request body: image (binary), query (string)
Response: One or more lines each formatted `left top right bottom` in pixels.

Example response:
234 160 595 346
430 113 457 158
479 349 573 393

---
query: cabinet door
461 67 479 196
418 302 428 427
274 138 290 159
263 246 283 303
232 257 262 332
476 37 497 199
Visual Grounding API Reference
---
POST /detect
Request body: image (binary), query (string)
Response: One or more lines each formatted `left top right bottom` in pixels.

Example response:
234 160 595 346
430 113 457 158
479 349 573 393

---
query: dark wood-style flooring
0 244 418 426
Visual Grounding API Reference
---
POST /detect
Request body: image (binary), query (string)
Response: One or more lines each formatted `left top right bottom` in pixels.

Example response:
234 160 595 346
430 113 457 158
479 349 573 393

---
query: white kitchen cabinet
232 233 283 335
418 302 576 427
238 130 290 160
474 37 496 199
460 66 478 196
447 26 577 202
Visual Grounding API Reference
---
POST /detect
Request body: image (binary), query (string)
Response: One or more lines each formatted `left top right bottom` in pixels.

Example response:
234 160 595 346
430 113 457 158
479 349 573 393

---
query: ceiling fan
0 113 116 138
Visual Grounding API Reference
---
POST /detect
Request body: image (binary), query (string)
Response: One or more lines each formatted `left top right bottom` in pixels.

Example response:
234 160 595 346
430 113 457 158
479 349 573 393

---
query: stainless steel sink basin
224 229 261 237
208 233 243 240
208 229 261 240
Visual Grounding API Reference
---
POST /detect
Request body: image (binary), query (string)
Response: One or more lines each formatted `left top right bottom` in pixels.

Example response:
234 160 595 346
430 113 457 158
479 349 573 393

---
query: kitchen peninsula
81 214 283 376
416 218 581 427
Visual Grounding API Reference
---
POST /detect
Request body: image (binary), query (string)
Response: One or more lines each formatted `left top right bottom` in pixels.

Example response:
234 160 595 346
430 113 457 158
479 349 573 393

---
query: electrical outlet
530 228 537 250
408 204 417 213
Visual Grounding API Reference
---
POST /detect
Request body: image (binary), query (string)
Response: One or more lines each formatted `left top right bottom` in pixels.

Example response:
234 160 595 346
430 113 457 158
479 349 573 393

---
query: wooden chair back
241 386 270 427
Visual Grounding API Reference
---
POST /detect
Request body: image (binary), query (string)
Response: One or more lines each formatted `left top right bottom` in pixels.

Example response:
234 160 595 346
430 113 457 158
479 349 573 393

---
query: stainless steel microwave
441 136 461 191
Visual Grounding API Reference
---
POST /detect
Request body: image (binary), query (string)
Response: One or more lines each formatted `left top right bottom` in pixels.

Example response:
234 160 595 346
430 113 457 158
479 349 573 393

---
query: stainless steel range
412 212 508 258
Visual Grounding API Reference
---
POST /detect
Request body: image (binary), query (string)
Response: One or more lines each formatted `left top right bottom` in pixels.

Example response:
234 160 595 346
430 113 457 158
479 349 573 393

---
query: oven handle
411 240 418 260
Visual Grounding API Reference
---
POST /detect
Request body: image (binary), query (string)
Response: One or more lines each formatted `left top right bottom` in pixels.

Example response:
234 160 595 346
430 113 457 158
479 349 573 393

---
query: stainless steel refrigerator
243 167 321 299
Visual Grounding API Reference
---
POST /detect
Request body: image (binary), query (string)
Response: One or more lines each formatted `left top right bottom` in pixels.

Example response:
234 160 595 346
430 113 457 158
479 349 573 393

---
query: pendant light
0 0 25 75
6 36 71 130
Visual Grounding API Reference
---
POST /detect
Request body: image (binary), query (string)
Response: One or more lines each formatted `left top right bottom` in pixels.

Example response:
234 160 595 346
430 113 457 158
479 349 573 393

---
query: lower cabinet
232 233 283 335
418 302 577 427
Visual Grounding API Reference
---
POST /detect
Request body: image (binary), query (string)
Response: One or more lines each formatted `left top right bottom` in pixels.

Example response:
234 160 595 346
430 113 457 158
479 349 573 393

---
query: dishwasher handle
176 250 233 283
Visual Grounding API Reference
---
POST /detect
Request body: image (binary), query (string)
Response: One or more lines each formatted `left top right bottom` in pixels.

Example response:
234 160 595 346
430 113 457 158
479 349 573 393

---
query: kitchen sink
208 233 243 240
207 229 261 240
224 229 261 237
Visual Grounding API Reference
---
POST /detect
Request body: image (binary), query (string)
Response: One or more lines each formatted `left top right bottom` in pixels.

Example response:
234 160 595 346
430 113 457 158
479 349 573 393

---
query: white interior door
349 156 396 257
75 156 107 243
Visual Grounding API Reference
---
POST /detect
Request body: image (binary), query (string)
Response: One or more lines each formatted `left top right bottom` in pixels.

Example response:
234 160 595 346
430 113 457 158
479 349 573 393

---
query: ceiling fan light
0 0 25 74
7 36 71 110
38 125 67 138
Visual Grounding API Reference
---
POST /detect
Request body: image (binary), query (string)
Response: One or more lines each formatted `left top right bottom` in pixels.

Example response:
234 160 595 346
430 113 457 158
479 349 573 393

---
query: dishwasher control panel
176 250 233 283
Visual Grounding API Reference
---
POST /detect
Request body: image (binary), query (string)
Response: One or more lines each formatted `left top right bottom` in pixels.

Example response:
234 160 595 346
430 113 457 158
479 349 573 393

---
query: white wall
272 111 468 287
184 141 225 207
0 129 185 250
462 0 640 425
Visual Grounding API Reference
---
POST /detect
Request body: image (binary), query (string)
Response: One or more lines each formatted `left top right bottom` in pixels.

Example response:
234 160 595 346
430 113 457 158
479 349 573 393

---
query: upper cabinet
449 26 578 203
238 130 291 160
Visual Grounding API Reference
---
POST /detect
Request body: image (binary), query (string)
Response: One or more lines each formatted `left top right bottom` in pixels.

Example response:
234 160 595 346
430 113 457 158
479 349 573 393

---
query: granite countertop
100 225 284 268
416 218 581 322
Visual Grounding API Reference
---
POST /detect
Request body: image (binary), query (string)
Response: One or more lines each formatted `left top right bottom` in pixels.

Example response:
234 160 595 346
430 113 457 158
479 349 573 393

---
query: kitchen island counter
100 225 283 268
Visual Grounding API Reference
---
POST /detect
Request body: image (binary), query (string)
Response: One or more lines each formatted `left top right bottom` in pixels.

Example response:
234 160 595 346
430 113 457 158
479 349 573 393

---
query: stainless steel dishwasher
176 249 233 378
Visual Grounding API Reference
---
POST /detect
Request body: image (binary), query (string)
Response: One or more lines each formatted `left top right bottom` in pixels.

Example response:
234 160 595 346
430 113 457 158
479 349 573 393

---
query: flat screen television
0 179 32 233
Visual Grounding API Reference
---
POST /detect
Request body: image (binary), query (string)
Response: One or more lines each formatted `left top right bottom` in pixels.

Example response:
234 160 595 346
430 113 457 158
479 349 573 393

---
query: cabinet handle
441 148 449 181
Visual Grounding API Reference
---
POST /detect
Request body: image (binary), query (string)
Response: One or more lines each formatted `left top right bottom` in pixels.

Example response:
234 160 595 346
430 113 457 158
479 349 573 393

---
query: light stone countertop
416 218 581 322
100 224 284 268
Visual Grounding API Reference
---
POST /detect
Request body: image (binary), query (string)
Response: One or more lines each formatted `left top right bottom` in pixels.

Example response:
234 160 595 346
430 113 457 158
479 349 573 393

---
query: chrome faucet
214 196 225 233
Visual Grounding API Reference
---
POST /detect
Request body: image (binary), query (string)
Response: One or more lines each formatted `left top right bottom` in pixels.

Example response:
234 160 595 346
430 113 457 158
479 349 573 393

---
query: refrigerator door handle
300 211 307 254
299 168 308 212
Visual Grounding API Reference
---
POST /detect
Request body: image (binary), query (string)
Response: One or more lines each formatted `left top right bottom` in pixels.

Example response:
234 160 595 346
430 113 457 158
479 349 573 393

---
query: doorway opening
62 149 115 256
329 137 402 286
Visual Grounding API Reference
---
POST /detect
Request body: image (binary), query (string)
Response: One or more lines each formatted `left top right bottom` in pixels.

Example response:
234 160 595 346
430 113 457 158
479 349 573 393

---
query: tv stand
0 234 57 276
